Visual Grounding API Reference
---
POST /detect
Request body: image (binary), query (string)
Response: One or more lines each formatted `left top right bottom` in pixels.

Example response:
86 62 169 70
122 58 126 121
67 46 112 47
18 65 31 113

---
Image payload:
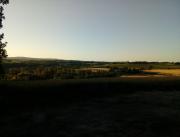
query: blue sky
3 0 180 61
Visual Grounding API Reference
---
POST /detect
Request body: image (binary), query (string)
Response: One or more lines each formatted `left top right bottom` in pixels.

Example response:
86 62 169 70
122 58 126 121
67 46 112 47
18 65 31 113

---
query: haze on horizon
3 0 180 62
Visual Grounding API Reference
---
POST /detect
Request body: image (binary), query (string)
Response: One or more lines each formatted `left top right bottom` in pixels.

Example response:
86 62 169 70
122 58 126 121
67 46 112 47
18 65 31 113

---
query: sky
3 0 180 61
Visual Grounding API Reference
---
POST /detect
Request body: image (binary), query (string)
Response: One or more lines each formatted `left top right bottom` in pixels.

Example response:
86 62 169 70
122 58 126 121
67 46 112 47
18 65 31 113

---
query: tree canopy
0 0 8 60
0 0 8 76
0 0 9 5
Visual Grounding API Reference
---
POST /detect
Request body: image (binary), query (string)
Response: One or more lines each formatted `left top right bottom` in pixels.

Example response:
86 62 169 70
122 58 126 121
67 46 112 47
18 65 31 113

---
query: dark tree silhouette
0 0 9 77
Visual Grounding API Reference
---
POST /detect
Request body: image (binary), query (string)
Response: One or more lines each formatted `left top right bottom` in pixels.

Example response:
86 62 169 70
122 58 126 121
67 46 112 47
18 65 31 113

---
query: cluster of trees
175 63 180 65
5 67 112 80
6 67 57 80
4 66 144 80
110 67 143 74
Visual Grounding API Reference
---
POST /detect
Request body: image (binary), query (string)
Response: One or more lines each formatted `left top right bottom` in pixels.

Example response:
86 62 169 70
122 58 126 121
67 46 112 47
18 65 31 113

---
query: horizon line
6 56 180 63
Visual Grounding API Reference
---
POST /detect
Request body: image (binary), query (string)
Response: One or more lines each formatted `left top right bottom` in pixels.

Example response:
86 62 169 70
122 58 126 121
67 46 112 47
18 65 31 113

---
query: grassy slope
1 77 180 137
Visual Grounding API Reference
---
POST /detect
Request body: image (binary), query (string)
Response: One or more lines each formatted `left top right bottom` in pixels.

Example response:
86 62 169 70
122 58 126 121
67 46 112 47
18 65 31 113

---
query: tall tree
0 0 9 76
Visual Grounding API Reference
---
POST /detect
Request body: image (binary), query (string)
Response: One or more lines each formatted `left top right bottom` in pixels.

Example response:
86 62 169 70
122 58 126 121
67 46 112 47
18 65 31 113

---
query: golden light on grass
145 69 180 76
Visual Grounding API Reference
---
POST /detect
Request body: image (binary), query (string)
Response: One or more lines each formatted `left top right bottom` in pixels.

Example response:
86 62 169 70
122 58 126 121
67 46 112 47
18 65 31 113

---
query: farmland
1 57 180 80
144 69 180 76
1 58 180 136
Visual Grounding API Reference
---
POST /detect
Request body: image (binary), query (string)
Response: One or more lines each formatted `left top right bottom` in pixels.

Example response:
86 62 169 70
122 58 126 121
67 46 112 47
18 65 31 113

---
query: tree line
5 66 143 80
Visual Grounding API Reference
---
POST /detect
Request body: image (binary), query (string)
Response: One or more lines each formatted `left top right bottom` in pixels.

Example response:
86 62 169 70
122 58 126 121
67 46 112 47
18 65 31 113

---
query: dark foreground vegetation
1 77 180 137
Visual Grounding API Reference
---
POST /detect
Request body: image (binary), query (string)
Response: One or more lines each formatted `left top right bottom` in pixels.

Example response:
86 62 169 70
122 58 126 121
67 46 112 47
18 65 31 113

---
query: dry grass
144 69 180 76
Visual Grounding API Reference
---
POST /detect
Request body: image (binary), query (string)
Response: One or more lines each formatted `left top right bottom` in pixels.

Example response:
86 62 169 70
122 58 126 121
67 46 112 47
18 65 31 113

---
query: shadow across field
1 77 180 137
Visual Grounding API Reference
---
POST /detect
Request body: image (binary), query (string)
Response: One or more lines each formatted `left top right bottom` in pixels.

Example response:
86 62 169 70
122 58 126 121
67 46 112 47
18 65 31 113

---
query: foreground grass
1 77 180 93
1 77 180 137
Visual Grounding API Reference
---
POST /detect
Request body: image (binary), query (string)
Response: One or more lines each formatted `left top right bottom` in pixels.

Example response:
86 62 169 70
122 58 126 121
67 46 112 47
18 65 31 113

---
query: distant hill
4 57 180 65
6 57 105 63
7 57 59 61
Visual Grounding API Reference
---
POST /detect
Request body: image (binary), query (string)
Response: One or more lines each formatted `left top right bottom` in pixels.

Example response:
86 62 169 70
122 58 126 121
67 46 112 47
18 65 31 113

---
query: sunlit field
144 69 180 76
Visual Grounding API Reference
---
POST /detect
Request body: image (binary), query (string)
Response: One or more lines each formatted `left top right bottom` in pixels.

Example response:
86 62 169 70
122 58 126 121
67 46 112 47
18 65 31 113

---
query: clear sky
3 0 180 61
